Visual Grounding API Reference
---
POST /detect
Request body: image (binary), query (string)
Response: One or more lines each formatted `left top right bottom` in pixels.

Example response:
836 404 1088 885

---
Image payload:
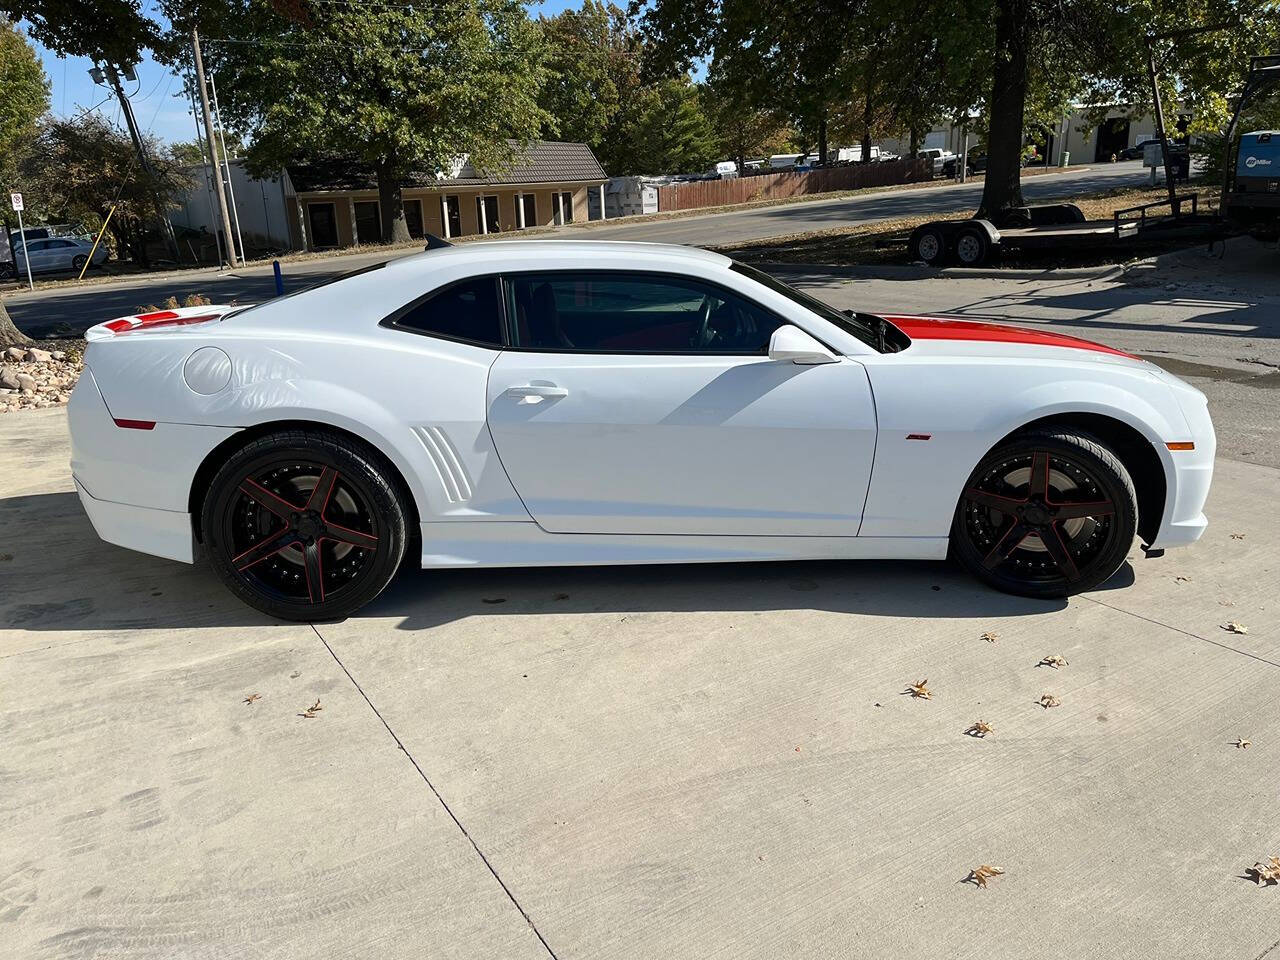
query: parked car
6 236 108 277
916 148 957 176
707 160 739 178
71 240 1215 620
1120 139 1162 161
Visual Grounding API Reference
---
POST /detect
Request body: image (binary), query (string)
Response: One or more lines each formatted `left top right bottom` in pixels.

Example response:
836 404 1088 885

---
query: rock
16 373 36 394
25 347 52 362
3 346 24 361
51 351 66 361
0 366 18 390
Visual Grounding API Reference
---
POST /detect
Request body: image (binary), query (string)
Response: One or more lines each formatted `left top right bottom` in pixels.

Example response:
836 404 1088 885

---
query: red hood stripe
883 315 1133 358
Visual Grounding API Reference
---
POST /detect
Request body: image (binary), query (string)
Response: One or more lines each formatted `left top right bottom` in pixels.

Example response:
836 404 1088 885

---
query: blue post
272 259 284 297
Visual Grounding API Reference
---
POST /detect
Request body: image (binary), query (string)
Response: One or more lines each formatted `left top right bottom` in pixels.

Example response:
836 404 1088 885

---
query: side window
387 276 502 347
506 272 784 354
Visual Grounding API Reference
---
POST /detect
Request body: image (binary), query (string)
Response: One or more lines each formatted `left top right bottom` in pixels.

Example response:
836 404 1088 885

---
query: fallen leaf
964 719 993 738
1038 654 1069 669
299 698 323 719
1247 857 1280 885
905 679 932 700
1037 693 1062 709
980 631 999 644
1230 533 1246 540
1223 621 1249 635
794 746 802 752
1174 576 1191 583
965 864 1005 888
242 693 261 706
1232 738 1252 749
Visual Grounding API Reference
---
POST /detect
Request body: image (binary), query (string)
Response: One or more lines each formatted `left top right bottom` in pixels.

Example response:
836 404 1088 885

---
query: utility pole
102 64 180 260
187 74 224 268
209 73 245 262
191 29 239 267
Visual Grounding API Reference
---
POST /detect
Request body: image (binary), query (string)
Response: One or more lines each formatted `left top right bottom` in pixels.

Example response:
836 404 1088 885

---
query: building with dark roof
284 141 609 249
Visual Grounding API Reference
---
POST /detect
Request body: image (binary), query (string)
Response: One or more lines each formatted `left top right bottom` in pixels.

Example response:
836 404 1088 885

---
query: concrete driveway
5 246 1280 958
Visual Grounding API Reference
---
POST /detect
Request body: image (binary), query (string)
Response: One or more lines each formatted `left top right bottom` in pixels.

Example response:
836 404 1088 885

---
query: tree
0 18 48 347
188 0 550 243
18 113 192 266
619 76 718 174
0 0 157 65
702 78 795 170
538 0 629 149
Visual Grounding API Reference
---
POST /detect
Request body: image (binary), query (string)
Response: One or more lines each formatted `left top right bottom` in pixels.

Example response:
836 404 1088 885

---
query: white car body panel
67 240 1215 577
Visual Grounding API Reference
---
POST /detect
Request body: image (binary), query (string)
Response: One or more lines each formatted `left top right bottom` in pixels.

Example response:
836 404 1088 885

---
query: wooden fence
655 158 934 212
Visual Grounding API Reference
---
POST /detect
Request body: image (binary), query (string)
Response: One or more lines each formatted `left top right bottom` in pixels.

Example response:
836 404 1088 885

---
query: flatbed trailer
904 195 1231 266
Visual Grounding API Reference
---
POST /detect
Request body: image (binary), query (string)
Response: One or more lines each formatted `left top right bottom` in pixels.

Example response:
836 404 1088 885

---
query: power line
201 35 644 58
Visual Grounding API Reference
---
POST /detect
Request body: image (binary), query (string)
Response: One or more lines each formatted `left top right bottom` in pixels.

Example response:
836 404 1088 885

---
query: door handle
505 383 568 400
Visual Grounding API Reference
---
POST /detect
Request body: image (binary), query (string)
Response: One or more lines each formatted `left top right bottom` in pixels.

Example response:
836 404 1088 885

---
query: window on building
385 277 502 347
506 272 786 354
477 195 501 234
443 196 461 238
519 193 537 229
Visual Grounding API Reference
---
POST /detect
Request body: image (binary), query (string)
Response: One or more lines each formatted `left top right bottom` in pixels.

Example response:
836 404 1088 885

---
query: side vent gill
411 426 474 503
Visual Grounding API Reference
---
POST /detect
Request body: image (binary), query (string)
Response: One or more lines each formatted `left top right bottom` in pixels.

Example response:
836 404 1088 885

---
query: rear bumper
74 478 196 564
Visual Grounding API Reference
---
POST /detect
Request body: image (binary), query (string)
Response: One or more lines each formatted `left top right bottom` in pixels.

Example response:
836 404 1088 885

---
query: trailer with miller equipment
1221 55 1280 238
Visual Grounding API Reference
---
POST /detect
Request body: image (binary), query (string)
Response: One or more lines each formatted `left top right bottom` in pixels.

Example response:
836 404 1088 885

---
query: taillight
113 418 157 430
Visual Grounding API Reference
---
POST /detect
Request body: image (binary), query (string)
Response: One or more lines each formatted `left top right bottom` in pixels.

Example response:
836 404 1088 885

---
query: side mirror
768 325 838 365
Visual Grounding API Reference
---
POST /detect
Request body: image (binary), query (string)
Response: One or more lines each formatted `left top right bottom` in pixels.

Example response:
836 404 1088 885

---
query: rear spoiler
86 304 241 342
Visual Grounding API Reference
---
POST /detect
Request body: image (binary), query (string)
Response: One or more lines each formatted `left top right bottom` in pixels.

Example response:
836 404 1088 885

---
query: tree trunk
909 128 920 157
860 63 874 163
377 161 411 243
817 115 828 165
977 0 1029 218
0 299 32 347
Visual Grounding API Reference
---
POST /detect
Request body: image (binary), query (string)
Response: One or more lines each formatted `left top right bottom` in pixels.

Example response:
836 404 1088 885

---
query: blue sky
27 0 590 146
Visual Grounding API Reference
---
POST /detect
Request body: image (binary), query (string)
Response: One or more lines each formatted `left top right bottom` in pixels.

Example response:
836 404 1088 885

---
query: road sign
9 192 23 212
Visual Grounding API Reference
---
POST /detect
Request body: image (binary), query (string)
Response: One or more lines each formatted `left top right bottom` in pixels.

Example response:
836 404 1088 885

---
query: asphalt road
2 162 1151 335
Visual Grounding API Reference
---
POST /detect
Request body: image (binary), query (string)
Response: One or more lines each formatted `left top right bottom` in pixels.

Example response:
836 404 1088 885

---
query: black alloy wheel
951 429 1138 598
203 429 407 620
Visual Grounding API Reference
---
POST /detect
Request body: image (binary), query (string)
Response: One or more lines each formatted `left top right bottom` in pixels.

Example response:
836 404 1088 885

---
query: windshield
730 261 884 350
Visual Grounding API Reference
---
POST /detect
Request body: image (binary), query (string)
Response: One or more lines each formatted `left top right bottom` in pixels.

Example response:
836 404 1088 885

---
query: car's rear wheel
951 429 1138 598
71 254 88 272
202 429 407 620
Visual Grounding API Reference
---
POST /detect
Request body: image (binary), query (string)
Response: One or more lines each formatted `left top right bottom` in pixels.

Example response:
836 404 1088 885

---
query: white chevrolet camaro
68 240 1215 620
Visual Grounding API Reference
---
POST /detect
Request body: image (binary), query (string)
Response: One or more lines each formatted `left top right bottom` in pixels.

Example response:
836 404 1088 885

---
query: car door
486 270 877 537
21 239 48 273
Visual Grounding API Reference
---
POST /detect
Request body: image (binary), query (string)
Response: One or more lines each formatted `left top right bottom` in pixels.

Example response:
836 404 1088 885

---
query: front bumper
1147 379 1216 551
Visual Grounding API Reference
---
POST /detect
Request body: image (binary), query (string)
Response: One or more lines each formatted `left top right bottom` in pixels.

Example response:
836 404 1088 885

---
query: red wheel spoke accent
1029 451 1051 499
303 541 324 603
239 478 302 519
307 467 339 515
323 523 378 551
233 530 296 571
1041 522 1081 579
965 487 1026 512
1052 499 1115 519
983 521 1031 569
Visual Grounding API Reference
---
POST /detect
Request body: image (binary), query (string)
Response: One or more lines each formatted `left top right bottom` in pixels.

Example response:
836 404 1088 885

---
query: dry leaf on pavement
1247 858 1280 885
1174 576 1191 583
1230 532 1246 540
1223 622 1249 635
1232 738 1252 749
242 693 261 706
964 720 993 738
1038 654 1068 669
299 699 323 719
980 631 999 643
965 864 1005 888
1037 693 1062 709
905 679 933 700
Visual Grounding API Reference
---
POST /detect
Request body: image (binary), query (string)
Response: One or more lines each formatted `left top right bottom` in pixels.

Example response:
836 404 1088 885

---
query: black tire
954 226 991 266
201 428 407 620
951 429 1138 598
911 226 947 265
0 261 14 280
72 254 88 272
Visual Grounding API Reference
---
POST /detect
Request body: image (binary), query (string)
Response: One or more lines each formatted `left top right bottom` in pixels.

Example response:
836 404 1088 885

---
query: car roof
383 239 733 274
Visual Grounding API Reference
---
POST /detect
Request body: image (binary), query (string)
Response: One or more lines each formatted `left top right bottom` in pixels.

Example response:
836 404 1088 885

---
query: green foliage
0 0 158 63
189 0 550 240
619 76 718 175
17 113 192 260
538 0 630 148
0 19 49 179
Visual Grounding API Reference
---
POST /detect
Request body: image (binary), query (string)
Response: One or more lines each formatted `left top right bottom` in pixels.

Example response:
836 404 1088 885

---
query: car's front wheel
202 429 407 620
951 429 1138 598
72 254 88 272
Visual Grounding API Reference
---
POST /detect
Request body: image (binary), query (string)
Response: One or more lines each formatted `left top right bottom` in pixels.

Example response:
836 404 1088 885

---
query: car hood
882 314 1147 368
